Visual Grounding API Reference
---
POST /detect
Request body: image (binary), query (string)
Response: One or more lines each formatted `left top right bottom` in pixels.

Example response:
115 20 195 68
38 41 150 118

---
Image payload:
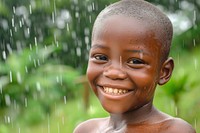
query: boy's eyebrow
91 44 109 50
126 49 150 55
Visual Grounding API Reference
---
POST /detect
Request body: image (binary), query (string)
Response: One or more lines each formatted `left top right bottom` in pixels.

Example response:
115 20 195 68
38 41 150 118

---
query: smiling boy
74 0 196 132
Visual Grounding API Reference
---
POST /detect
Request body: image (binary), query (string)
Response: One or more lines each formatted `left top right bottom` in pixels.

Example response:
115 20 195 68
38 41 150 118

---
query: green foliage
161 46 200 118
0 45 81 124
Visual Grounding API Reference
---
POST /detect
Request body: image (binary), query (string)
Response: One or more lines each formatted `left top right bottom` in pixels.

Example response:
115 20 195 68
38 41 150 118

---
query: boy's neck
109 101 157 128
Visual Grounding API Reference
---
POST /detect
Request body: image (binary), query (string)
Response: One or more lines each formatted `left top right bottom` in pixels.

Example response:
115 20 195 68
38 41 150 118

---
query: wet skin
74 15 196 133
88 15 163 115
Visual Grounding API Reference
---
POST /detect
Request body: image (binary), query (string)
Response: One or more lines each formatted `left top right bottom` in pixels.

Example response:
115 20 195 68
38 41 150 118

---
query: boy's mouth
103 86 129 95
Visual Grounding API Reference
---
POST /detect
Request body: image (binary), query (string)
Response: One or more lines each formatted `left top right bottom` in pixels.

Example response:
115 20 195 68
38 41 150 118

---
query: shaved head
92 0 173 61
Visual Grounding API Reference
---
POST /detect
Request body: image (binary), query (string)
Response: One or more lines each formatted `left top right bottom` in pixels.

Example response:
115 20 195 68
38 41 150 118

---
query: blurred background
0 0 199 132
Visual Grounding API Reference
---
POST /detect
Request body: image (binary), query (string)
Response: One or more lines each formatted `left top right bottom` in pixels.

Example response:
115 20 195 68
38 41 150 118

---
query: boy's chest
126 122 171 133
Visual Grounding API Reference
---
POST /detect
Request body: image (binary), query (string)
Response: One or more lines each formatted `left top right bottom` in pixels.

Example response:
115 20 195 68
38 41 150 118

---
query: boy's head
87 0 174 114
92 0 173 62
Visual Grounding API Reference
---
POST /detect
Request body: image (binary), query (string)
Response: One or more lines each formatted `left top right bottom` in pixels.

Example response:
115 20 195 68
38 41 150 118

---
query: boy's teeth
103 87 128 95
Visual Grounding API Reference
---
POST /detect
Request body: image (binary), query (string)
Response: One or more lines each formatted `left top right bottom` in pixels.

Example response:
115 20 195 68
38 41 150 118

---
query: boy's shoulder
164 117 196 133
73 117 109 133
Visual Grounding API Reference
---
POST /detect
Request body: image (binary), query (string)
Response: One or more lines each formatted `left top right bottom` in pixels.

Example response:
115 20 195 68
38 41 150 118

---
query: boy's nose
103 65 127 80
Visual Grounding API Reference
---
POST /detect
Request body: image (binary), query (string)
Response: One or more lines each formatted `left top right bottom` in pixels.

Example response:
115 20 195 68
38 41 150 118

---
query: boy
74 0 196 132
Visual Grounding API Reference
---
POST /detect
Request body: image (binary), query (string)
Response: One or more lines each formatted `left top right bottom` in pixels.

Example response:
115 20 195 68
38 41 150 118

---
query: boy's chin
101 103 130 114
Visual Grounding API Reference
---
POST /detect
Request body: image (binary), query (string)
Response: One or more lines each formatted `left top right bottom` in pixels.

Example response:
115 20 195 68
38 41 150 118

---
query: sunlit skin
74 15 196 133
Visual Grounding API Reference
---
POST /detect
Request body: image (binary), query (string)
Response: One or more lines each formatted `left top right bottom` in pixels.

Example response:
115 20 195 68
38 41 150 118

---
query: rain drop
57 123 60 133
5 94 11 106
18 127 21 133
62 117 65 125
193 10 196 26
52 12 55 23
9 71 13 83
6 43 13 54
194 58 198 70
2 51 6 60
0 84 2 94
64 96 67 104
17 71 22 83
24 97 28 107
10 29 13 37
76 47 81 57
12 17 15 27
25 66 28 73
13 6 16 14
120 56 122 69
193 39 196 47
92 2 95 10
37 59 40 66
66 23 69 31
29 5 32 14
36 82 41 91
34 37 38 47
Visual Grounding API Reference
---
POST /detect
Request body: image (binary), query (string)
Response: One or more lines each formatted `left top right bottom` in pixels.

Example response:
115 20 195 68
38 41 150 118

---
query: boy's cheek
86 63 101 87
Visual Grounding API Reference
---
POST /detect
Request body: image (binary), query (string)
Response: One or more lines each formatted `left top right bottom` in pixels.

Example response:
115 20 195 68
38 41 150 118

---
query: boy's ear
158 57 174 85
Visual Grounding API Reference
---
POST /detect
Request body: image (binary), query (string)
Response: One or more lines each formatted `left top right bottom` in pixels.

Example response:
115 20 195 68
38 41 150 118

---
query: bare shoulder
166 117 196 133
73 117 109 133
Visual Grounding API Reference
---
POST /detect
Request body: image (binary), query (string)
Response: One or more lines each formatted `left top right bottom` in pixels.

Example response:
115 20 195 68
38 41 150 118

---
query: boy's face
87 15 164 114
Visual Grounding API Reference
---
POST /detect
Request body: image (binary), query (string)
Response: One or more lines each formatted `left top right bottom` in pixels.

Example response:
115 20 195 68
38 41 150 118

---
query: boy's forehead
93 15 160 46
94 15 147 37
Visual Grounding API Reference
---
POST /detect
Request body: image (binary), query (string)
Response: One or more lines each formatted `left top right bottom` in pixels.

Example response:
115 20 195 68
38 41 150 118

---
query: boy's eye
128 58 144 65
94 54 108 61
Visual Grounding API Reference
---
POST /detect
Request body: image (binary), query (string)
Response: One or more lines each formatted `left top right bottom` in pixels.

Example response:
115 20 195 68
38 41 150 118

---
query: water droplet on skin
120 56 122 69
139 51 143 59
